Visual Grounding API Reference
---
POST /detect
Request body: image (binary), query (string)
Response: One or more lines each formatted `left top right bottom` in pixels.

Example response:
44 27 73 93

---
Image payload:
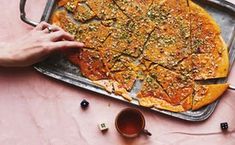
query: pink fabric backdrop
0 0 235 145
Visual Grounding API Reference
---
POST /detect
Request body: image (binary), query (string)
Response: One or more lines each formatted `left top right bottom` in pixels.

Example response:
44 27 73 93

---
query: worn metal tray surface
20 0 235 121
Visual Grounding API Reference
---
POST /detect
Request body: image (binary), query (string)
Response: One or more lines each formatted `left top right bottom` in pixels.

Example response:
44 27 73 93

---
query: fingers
35 21 85 53
35 21 63 32
48 41 84 51
42 25 63 33
48 30 75 41
36 22 75 41
35 21 50 31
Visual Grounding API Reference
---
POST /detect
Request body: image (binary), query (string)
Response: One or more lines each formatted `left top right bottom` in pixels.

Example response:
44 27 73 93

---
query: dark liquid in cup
116 110 144 135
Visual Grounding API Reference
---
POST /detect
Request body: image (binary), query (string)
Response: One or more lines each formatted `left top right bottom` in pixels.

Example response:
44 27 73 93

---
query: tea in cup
115 108 151 138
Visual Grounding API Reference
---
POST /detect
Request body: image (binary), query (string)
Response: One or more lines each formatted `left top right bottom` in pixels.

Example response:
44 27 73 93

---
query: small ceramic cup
115 108 151 138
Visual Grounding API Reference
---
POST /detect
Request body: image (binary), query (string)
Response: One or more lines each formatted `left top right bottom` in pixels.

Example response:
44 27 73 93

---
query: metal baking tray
20 0 235 121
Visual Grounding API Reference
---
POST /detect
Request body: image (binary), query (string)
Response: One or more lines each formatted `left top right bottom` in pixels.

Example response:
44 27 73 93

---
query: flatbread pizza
51 0 229 112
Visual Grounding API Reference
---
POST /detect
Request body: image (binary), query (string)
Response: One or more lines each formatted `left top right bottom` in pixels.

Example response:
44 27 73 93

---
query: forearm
0 42 38 67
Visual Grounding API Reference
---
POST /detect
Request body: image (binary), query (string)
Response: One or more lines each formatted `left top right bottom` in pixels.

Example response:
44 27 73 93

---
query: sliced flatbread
144 0 191 68
52 0 230 112
143 28 189 68
149 65 194 106
112 69 137 91
92 80 132 101
137 76 187 112
113 81 132 101
114 0 153 21
148 0 190 26
50 10 78 35
58 0 86 7
58 0 69 7
66 0 78 12
73 3 96 22
190 1 221 54
99 48 135 72
86 0 121 20
189 2 229 80
137 76 171 106
102 29 144 57
67 49 108 81
93 79 114 93
76 21 112 49
175 36 229 80
139 97 185 112
192 83 228 110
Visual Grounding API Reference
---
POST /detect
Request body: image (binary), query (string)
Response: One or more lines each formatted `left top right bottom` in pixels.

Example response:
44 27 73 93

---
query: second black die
220 122 228 131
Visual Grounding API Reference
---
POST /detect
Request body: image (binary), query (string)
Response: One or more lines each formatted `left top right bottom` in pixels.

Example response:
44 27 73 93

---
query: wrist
0 43 14 67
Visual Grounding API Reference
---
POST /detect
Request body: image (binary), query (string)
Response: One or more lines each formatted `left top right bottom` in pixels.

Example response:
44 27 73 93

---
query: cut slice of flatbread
67 49 108 81
138 97 185 112
189 1 229 80
175 36 229 80
50 10 78 35
112 70 137 91
58 0 69 7
93 80 132 101
114 0 153 21
75 21 112 49
86 0 120 20
192 83 229 110
58 0 86 7
149 65 194 106
190 1 222 54
63 0 79 12
143 34 188 68
113 81 132 101
73 3 96 22
101 31 143 57
137 75 192 112
215 36 229 78
144 0 191 68
99 48 135 72
137 76 172 106
93 80 114 93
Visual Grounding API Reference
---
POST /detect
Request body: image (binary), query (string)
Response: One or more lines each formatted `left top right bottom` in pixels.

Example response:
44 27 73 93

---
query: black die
80 99 89 109
220 122 228 131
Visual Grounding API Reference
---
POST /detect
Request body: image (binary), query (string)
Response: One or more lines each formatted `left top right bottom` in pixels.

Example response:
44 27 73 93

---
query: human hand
0 22 84 67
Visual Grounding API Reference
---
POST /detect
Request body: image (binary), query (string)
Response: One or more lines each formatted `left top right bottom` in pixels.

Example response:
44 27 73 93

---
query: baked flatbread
114 0 153 21
92 80 132 101
175 39 229 80
149 65 194 106
144 0 191 68
112 70 137 91
76 22 112 49
52 0 230 112
50 10 78 35
137 76 171 107
192 84 229 110
73 3 96 22
67 49 108 81
86 0 120 20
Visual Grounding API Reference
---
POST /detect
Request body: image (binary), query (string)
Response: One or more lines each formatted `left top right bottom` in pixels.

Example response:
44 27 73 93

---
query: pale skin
0 22 84 67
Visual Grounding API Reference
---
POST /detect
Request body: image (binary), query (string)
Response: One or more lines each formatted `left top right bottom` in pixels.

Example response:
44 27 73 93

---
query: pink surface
0 0 235 145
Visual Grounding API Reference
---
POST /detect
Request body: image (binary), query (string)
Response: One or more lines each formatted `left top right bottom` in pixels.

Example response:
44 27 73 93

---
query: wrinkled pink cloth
0 0 235 145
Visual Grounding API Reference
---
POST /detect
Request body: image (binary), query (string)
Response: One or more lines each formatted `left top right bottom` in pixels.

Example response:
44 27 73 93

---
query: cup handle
142 129 152 136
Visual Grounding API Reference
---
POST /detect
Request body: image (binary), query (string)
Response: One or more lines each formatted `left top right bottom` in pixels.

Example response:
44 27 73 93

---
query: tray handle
20 0 39 26
229 85 235 90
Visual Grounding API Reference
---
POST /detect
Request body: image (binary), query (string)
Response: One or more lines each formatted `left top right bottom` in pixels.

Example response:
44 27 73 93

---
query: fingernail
80 43 85 47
